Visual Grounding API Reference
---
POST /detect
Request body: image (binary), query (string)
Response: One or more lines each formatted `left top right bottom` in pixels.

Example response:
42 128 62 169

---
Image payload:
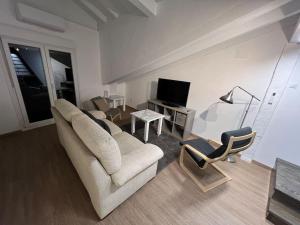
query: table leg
131 116 136 134
157 118 163 136
113 99 117 108
123 98 126 111
144 121 149 143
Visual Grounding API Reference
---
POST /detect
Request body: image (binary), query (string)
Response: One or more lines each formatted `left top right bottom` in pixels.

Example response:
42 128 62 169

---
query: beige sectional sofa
51 99 163 219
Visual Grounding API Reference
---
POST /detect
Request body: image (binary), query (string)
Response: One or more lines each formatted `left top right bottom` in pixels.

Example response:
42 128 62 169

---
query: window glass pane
8 44 52 123
49 50 76 105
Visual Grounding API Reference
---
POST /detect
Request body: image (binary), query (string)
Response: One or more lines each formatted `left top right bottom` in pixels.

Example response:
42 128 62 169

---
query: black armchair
179 127 256 192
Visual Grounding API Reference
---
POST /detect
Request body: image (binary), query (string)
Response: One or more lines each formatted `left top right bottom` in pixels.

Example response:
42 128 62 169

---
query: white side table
131 109 165 143
108 95 126 111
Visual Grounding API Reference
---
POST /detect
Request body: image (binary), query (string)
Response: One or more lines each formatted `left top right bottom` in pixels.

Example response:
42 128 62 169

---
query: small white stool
108 95 126 111
131 109 165 143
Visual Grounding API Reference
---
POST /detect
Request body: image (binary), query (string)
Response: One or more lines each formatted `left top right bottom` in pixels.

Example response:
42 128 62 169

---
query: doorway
1 38 79 129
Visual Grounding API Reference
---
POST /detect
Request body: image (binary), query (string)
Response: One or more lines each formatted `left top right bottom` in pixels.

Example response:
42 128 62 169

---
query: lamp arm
232 86 261 101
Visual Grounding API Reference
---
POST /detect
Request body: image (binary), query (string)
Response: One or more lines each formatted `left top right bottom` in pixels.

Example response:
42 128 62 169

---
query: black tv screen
157 78 190 107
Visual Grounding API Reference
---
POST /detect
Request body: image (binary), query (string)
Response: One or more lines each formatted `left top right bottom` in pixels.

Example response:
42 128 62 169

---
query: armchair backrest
220 127 256 155
207 127 255 162
91 96 110 112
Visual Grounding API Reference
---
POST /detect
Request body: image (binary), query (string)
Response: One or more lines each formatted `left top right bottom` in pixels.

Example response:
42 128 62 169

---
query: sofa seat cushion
72 114 121 174
54 99 82 122
113 132 144 154
112 144 164 187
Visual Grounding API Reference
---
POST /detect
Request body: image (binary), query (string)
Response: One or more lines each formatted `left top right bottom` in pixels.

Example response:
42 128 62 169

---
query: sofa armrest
88 110 106 119
111 144 164 187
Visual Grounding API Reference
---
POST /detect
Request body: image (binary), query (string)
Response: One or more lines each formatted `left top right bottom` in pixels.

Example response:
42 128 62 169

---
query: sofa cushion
72 114 121 174
82 111 122 136
88 110 106 119
82 100 97 111
112 144 163 186
54 99 82 122
92 97 110 112
113 132 144 154
102 119 122 136
82 110 111 135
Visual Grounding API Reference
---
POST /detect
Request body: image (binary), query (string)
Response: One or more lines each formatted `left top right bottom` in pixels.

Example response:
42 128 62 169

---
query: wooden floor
0 124 272 225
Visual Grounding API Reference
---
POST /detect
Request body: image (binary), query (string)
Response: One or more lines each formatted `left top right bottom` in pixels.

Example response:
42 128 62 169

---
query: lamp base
226 155 236 163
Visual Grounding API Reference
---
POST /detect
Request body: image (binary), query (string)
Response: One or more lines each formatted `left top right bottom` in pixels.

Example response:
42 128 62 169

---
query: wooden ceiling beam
95 0 119 19
76 0 108 23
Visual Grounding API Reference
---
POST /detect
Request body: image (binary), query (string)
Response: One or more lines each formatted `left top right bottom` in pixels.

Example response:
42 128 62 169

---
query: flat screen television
156 78 190 107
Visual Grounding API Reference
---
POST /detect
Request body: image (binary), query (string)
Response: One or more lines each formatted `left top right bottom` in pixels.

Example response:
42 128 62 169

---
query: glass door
45 47 79 106
2 38 54 128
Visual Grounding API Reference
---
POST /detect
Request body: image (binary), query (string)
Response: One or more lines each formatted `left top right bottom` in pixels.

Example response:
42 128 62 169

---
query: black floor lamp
220 86 261 128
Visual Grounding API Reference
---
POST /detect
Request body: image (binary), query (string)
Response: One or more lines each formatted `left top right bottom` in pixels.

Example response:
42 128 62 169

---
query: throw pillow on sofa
82 110 111 135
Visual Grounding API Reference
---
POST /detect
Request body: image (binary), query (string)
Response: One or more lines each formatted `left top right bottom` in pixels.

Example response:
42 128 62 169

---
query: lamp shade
220 90 234 104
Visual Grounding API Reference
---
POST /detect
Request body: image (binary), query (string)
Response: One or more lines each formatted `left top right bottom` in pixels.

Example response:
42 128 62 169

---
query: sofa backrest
53 99 121 175
54 99 82 122
51 106 113 207
72 114 122 174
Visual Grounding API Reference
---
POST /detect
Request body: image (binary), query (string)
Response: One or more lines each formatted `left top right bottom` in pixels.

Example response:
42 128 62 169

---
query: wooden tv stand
147 99 196 140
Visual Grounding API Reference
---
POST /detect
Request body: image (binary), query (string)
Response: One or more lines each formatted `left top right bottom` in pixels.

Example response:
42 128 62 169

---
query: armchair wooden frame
179 132 256 192
107 112 122 122
101 98 122 122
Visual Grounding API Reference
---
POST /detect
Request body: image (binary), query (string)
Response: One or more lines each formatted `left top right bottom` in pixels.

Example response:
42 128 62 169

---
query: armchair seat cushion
112 144 163 187
181 138 216 168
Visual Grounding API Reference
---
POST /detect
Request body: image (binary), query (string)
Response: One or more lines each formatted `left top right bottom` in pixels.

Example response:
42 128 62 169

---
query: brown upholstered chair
91 97 121 122
179 127 256 192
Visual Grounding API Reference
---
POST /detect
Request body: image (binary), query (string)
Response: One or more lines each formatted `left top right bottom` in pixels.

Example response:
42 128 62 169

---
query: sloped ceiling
99 0 300 83
15 0 300 84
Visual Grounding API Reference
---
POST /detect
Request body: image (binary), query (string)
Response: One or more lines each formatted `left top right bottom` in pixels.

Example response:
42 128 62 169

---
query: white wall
0 48 20 134
0 0 103 134
253 51 300 167
124 23 288 142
